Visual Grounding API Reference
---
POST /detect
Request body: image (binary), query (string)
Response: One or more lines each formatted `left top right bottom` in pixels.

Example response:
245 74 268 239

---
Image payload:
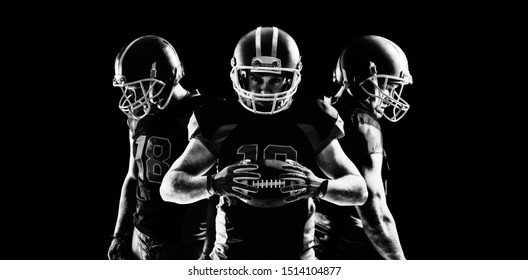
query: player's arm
108 131 137 260
355 153 405 260
160 138 260 204
198 194 219 260
316 138 368 206
281 139 367 206
160 138 217 204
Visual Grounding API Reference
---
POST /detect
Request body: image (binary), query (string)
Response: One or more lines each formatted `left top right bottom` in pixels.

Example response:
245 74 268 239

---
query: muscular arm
160 138 217 204
316 139 367 206
199 194 219 259
355 153 405 260
112 133 138 239
108 132 138 260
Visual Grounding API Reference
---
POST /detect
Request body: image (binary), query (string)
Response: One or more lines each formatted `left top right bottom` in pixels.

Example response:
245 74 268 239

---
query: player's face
364 78 401 119
121 79 166 116
247 72 287 94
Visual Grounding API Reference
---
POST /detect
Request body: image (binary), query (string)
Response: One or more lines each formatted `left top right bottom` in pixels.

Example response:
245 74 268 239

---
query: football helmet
230 26 303 115
113 35 184 119
331 35 413 122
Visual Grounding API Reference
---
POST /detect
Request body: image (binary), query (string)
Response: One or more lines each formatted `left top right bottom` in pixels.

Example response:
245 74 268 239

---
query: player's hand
107 237 129 260
209 159 260 201
280 159 326 203
198 252 212 260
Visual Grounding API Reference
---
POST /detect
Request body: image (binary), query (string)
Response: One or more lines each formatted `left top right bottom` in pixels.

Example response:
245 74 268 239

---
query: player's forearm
323 174 367 206
202 195 218 255
112 178 136 238
359 201 405 260
160 170 210 204
364 222 405 260
113 205 133 238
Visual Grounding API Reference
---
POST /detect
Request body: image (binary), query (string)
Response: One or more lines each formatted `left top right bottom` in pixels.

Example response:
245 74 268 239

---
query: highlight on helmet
230 26 303 115
113 35 184 119
333 35 413 122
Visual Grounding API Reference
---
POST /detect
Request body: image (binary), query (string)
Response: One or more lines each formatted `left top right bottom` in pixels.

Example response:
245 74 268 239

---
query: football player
108 35 214 260
160 26 367 260
315 35 411 260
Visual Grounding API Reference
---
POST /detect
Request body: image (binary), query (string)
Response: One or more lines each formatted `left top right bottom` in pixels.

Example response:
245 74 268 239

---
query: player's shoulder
196 97 236 114
291 98 339 119
126 117 138 132
193 98 242 130
347 108 381 131
179 89 215 109
346 108 383 146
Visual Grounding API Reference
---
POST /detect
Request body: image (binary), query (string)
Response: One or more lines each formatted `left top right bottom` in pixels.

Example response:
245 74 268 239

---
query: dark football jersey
188 98 344 259
314 100 389 259
130 91 209 241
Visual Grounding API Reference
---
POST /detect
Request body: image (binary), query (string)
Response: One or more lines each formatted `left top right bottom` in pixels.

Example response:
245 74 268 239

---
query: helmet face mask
113 35 183 120
358 74 411 122
114 77 167 120
231 26 302 115
231 65 301 115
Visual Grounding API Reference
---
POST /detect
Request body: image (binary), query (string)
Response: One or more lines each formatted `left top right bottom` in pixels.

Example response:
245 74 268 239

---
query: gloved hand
107 236 130 260
207 159 260 201
280 159 328 203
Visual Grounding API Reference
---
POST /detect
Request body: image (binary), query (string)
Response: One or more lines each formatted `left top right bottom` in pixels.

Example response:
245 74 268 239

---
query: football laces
251 179 285 188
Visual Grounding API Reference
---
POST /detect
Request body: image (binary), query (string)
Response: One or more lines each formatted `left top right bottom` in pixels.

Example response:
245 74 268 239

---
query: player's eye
270 77 285 85
250 76 263 83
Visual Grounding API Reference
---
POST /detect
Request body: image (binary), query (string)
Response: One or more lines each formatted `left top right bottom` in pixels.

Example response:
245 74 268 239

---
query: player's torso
315 106 386 244
132 98 201 202
197 98 339 169
131 95 208 240
195 98 339 255
214 101 320 220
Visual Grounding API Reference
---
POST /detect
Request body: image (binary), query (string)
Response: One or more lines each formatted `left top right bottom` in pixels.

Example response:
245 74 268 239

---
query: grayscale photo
3 3 525 279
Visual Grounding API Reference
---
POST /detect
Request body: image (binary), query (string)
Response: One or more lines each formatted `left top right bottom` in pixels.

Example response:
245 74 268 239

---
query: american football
237 159 304 208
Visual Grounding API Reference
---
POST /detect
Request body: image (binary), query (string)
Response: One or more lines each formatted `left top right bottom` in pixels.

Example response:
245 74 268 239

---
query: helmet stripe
255 26 262 57
271 27 278 57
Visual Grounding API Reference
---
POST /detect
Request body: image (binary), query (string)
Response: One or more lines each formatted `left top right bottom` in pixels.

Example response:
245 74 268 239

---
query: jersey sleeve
293 98 345 156
342 108 384 158
187 110 218 156
317 98 345 139
314 99 345 154
187 99 236 157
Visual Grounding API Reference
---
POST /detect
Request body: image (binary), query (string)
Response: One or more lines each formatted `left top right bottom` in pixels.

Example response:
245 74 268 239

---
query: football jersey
129 91 209 242
314 99 389 259
189 98 344 259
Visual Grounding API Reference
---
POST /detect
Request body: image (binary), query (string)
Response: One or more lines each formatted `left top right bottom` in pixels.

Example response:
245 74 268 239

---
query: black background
5 3 525 260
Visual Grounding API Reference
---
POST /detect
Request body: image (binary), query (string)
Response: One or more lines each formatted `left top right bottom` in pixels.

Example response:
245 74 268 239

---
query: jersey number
237 144 297 161
135 135 171 183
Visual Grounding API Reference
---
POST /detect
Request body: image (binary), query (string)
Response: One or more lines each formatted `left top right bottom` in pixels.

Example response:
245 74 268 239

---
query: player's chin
373 109 384 119
255 105 272 112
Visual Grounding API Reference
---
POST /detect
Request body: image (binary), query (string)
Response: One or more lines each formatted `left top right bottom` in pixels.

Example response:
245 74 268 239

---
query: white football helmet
230 26 303 115
113 35 184 120
331 35 413 122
